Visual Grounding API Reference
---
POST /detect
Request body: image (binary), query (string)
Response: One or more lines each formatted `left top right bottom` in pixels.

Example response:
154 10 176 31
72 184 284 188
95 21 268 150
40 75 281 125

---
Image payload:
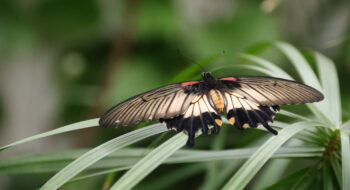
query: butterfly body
99 72 324 147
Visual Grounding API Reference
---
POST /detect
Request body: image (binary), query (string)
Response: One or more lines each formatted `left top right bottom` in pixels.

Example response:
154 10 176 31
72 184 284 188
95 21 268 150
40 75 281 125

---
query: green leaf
110 132 188 190
70 146 322 184
40 124 167 190
240 53 293 80
139 165 204 190
0 118 99 151
341 129 350 190
265 167 317 190
323 161 335 190
330 155 342 188
69 166 131 183
0 146 322 175
315 52 341 127
278 110 313 122
274 42 322 91
342 121 350 133
240 65 277 76
274 42 329 125
222 121 318 190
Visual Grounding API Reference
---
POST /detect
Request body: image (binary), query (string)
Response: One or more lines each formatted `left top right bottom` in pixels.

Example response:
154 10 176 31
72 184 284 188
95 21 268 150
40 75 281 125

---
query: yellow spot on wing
215 119 223 126
243 123 250 129
229 117 235 125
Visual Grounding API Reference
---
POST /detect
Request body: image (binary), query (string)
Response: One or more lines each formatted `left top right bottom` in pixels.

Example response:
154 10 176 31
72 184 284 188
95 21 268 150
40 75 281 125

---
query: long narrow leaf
315 52 341 127
341 128 350 190
40 124 167 190
274 42 329 124
110 132 188 190
0 118 99 151
274 42 322 91
222 121 318 190
0 147 322 175
240 54 293 80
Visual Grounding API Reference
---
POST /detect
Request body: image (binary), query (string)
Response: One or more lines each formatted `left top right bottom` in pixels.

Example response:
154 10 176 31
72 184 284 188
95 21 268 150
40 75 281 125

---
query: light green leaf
315 52 341 127
274 42 322 91
341 130 350 190
240 65 276 76
0 118 99 151
110 132 188 190
274 42 329 125
342 121 350 133
240 53 293 80
69 166 132 183
40 124 167 190
0 146 322 175
71 146 321 184
278 110 313 122
222 121 318 190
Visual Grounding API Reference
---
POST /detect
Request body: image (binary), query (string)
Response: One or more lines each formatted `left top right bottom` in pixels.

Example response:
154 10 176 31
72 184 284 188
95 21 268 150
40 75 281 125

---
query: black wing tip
317 92 325 102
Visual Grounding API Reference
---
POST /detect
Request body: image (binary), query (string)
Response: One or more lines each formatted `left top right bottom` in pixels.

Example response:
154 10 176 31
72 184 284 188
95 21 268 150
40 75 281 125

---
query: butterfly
99 72 324 147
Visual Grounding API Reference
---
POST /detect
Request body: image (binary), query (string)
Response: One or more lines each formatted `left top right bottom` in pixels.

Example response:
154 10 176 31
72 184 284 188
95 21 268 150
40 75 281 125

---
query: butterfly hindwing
223 91 278 134
160 94 222 147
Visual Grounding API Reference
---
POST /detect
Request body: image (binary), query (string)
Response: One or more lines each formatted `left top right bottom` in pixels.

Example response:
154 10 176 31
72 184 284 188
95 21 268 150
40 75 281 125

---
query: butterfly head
201 72 216 82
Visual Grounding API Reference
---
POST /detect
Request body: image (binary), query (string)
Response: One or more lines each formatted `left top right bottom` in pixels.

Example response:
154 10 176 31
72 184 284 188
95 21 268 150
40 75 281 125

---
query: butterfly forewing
99 83 197 127
227 76 324 106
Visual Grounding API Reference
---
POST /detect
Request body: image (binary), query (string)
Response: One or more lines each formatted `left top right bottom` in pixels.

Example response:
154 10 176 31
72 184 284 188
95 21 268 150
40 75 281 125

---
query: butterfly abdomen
209 89 225 112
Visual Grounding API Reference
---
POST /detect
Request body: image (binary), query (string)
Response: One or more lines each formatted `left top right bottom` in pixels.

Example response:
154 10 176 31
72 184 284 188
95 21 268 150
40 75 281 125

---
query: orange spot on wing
180 81 200 86
219 77 237 81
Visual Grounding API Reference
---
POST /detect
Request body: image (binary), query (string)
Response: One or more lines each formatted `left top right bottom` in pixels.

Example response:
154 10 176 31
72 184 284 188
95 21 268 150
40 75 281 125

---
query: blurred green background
0 0 349 189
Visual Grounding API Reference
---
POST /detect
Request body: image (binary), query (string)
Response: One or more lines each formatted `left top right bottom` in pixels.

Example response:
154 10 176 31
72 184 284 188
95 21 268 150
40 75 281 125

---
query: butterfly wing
221 76 324 106
161 94 223 147
219 76 324 134
99 83 198 127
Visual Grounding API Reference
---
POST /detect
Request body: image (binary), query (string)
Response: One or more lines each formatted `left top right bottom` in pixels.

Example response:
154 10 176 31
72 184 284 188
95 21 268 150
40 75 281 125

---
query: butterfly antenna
177 48 206 73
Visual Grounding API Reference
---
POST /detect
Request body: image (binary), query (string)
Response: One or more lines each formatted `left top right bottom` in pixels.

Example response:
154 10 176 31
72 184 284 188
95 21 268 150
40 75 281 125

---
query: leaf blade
341 129 350 190
110 132 188 190
0 118 99 151
40 124 167 190
315 52 341 127
222 121 318 190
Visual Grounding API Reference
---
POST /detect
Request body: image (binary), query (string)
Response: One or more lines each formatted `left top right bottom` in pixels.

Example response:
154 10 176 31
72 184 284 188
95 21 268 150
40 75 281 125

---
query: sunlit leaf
40 124 167 190
110 132 188 190
0 119 99 151
315 52 341 127
240 53 293 80
274 42 329 124
341 128 350 190
222 121 318 190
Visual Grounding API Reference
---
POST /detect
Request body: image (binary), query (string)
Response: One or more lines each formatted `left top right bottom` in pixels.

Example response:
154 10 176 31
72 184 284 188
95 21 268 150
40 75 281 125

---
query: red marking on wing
180 81 200 86
219 77 237 81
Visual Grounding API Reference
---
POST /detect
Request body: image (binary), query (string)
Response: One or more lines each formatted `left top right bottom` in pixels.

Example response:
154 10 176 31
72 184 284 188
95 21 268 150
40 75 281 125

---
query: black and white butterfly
99 72 324 147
